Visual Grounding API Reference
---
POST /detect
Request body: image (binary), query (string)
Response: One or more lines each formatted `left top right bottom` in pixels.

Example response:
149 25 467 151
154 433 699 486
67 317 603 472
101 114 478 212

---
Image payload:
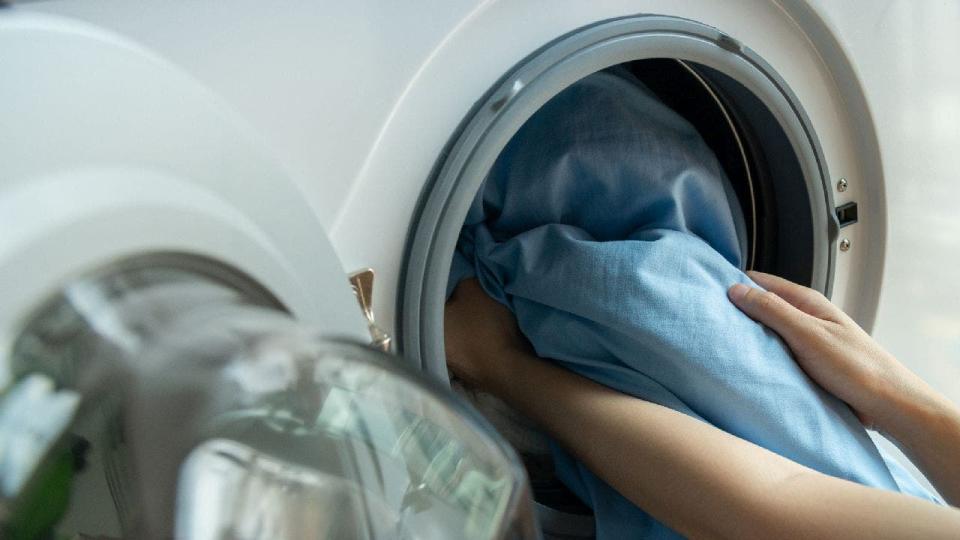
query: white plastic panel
0 11 367 387
807 1 960 406
19 0 482 231
18 1 880 340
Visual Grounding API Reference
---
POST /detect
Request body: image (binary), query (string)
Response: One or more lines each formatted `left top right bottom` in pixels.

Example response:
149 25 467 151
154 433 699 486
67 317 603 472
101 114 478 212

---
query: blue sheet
448 68 936 538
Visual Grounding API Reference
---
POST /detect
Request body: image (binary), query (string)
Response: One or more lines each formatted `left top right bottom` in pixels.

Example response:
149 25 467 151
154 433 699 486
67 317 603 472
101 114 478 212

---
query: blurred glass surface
0 256 536 540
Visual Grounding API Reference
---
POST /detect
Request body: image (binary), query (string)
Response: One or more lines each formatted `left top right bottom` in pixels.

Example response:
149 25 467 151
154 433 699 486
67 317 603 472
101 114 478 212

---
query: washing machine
1 1 958 538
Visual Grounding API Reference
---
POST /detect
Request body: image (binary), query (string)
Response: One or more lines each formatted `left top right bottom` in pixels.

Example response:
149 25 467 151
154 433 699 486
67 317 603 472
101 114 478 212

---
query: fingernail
728 283 749 301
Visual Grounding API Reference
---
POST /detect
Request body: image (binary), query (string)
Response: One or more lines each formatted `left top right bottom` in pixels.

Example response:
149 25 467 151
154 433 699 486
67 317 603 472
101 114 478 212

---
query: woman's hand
729 271 960 505
444 278 532 391
728 271 933 430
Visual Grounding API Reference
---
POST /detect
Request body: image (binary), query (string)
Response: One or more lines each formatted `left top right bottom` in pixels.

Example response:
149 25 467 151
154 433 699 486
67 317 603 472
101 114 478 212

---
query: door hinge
348 268 392 353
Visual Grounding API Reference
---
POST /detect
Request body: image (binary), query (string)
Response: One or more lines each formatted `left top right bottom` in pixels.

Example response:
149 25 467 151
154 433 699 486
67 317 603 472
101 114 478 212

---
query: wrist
876 372 958 444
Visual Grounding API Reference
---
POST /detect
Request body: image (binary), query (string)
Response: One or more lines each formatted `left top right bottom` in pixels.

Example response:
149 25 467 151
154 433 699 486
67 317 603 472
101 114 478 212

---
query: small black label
836 202 858 228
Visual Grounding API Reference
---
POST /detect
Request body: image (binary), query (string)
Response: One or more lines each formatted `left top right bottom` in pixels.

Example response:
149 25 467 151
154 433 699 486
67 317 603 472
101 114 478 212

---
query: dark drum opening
627 58 814 284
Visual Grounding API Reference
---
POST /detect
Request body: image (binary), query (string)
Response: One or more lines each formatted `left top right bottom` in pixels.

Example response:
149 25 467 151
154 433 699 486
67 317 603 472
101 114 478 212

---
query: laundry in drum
447 67 938 538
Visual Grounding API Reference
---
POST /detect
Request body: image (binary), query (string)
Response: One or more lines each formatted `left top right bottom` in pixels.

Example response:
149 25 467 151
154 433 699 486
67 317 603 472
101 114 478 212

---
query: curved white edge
0 12 368 387
775 0 887 332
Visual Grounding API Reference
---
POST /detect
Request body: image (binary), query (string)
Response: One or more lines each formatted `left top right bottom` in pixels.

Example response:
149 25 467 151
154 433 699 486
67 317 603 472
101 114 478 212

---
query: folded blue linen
448 68 936 538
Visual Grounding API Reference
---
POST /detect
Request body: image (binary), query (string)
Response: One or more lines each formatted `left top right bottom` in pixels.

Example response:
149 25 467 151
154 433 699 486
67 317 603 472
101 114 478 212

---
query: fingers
728 282 814 345
746 271 842 321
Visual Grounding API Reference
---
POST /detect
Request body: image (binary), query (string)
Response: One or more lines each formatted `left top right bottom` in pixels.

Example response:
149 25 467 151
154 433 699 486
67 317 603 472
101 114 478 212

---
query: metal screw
839 238 851 252
837 178 848 192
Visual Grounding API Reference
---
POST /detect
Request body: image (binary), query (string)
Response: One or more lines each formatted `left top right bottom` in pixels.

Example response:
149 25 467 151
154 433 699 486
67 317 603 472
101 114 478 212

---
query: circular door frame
401 15 837 380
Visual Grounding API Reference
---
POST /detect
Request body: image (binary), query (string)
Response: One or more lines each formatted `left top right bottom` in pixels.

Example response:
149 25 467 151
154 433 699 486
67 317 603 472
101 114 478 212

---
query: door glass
0 259 537 540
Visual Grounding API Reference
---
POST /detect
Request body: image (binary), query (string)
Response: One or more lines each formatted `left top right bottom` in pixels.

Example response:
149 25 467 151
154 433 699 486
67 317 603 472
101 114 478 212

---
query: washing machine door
0 12 536 540
0 266 538 540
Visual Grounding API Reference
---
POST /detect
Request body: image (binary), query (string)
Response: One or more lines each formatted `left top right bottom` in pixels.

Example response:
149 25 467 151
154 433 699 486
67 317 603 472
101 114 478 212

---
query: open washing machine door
0 13 537 540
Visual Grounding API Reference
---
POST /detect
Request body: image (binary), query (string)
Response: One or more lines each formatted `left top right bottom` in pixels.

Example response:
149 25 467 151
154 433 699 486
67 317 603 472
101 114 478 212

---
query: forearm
724 273 960 507
879 377 960 506
488 349 960 538
489 350 788 538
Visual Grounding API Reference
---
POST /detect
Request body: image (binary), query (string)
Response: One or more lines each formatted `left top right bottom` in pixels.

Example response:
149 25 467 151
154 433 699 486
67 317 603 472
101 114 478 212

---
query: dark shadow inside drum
628 59 814 284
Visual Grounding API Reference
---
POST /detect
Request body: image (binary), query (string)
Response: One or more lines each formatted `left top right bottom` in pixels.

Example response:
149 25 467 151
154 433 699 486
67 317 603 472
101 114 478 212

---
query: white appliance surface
810 1 960 406
0 8 370 388
19 0 901 324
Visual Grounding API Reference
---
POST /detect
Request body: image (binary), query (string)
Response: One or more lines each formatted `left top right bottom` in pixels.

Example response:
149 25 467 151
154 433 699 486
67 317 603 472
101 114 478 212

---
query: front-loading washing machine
2 1 958 538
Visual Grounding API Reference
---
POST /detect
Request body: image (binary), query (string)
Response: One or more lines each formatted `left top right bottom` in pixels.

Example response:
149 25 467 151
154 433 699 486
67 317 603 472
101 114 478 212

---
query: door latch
348 268 392 352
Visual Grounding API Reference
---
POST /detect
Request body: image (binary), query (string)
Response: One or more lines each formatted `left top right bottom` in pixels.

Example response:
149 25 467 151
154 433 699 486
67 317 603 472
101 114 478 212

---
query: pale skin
444 271 960 538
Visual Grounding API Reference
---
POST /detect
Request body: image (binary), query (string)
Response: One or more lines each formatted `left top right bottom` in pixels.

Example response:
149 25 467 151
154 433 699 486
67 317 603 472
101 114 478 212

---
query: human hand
727 271 940 433
444 278 532 391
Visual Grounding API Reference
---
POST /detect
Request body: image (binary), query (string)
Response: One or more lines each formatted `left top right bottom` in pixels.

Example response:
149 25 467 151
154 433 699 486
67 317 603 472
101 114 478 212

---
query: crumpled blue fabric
448 68 937 538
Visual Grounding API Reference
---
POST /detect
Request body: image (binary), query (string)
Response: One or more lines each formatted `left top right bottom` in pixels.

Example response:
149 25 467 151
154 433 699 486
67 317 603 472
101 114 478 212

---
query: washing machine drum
406 19 840 386
403 17 843 539
633 58 821 281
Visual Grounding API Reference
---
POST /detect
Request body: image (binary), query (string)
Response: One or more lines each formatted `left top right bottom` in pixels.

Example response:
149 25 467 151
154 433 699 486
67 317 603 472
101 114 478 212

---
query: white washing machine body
15 0 898 348
3 0 959 537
